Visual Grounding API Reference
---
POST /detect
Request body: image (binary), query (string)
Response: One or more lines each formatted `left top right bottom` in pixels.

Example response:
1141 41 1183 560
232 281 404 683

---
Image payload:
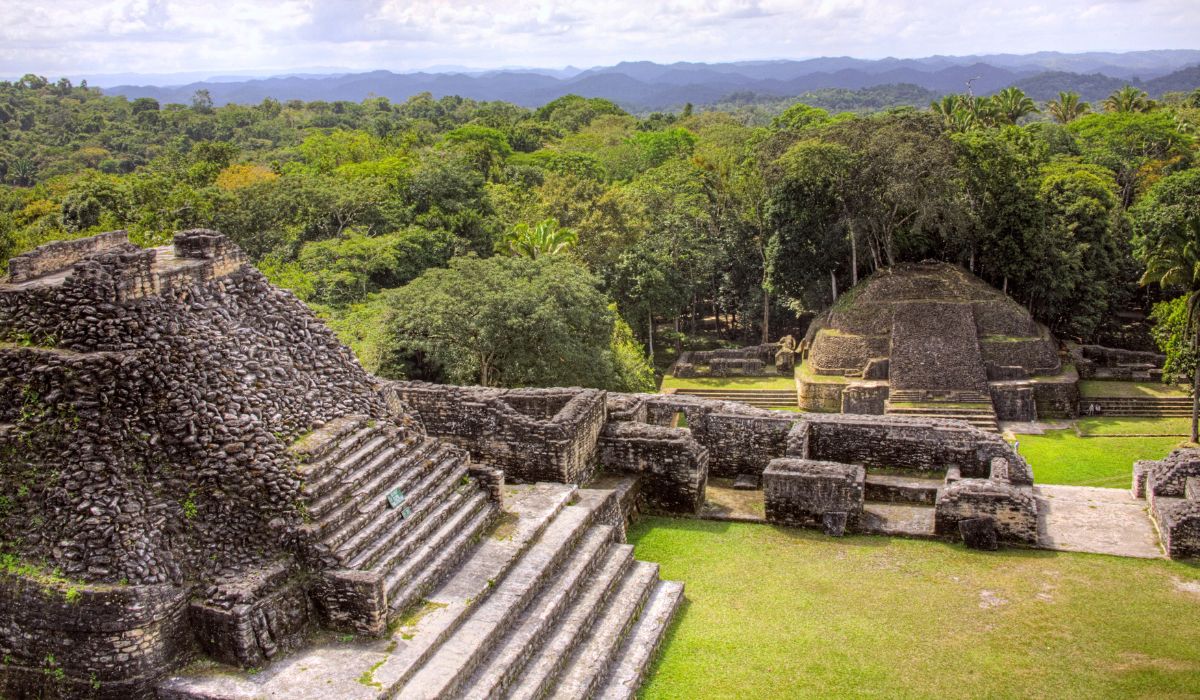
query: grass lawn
1075 416 1193 437
1078 380 1190 399
631 517 1200 700
1015 430 1183 487
659 374 797 391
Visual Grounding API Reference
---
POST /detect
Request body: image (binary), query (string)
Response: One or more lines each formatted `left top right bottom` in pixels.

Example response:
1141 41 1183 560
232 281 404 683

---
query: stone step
594 580 686 700
886 405 995 416
398 524 614 700
367 485 576 694
300 428 393 503
475 545 635 700
323 443 464 559
308 436 439 520
347 460 475 571
864 473 941 505
313 444 465 557
292 414 371 465
543 561 660 700
385 488 497 614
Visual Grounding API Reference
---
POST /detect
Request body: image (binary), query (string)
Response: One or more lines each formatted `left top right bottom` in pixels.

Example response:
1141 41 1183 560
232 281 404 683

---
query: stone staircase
1079 396 1193 417
160 482 683 700
293 415 501 622
670 388 798 409
885 389 1000 432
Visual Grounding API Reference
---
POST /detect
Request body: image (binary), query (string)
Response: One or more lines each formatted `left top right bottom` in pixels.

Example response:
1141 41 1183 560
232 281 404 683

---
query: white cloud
0 0 1195 78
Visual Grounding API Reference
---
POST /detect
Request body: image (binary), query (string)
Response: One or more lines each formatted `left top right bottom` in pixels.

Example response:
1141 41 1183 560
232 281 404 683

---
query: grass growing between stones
629 517 1200 700
1016 430 1182 488
659 374 797 391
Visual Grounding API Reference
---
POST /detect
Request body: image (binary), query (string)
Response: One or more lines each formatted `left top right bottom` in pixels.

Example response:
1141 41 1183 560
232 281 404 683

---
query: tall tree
1046 91 1091 124
501 217 577 259
1133 169 1200 441
1103 86 1152 114
991 87 1039 125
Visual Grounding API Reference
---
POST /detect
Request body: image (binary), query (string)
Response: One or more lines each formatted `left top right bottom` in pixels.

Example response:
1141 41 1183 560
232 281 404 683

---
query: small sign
401 506 413 520
387 488 406 510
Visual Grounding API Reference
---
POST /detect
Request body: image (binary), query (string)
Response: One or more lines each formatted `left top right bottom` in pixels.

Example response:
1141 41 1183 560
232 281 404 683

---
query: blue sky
1 0 1197 79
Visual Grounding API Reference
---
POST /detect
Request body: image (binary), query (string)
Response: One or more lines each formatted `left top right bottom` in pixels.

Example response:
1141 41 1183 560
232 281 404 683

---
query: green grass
1075 416 1193 437
659 374 797 391
796 360 849 384
1078 380 1189 399
1015 430 1183 487
630 517 1200 700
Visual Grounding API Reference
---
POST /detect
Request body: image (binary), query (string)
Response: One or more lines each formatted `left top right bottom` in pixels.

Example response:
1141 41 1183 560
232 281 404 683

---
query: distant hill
102 51 1200 111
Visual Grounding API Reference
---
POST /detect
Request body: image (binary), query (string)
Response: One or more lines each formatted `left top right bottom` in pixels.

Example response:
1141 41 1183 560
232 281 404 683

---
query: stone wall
763 458 864 528
4 230 130 283
933 478 1038 544
790 414 1033 484
388 382 605 484
597 422 708 513
841 384 887 414
0 571 190 699
990 384 1036 422
1032 379 1079 419
798 381 844 412
1073 344 1166 380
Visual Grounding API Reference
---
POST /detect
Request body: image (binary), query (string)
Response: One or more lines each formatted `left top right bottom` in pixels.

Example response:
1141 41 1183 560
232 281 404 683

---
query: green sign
401 506 413 520
387 488 406 509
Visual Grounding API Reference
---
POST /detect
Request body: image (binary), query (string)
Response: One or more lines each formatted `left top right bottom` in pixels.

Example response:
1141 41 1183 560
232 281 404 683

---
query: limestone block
764 458 865 528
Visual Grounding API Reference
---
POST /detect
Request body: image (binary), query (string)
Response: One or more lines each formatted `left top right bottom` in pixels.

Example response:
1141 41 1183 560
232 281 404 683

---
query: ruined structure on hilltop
798 262 1079 429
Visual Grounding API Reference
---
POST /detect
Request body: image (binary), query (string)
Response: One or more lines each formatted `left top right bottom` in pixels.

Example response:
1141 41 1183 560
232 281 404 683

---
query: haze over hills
99 50 1200 111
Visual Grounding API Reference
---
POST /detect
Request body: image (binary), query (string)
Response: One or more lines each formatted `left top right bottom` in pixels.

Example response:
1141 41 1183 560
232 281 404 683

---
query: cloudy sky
2 0 1198 80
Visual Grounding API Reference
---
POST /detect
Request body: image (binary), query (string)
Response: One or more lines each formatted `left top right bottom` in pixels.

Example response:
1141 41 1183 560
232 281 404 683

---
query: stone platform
1034 485 1164 559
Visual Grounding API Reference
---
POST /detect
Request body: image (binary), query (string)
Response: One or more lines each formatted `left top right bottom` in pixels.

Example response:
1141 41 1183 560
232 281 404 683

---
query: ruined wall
990 384 1036 422
841 385 887 414
792 414 1033 484
389 382 605 483
597 422 708 513
798 381 844 412
764 458 864 528
0 571 190 699
933 478 1038 544
4 230 130 283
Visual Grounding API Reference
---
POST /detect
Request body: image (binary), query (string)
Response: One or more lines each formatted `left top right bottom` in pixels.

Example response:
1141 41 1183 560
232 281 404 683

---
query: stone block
958 517 999 550
822 511 849 537
311 569 387 637
732 473 759 490
1187 477 1200 501
764 458 864 528
935 479 1038 544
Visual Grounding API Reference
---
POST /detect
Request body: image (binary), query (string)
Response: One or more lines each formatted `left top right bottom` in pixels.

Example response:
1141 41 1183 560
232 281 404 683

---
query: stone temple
1 232 1197 698
797 262 1079 430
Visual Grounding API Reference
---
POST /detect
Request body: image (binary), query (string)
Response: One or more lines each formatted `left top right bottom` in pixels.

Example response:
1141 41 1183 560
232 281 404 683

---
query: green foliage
500 218 577 259
383 255 647 390
1149 295 1198 383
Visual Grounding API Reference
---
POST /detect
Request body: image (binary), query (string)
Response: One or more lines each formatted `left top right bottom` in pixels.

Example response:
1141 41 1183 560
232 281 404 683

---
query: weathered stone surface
732 473 759 490
764 458 864 528
958 517 999 550
934 479 1038 544
597 421 708 514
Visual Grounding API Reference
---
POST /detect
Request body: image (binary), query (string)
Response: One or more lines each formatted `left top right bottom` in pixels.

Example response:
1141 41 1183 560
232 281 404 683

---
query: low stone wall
4 230 130 283
670 344 779 378
1032 380 1079 419
798 381 843 412
597 422 708 513
933 478 1038 544
764 458 864 528
0 571 190 699
841 385 887 414
189 560 314 668
1149 497 1200 560
1133 448 1200 499
388 382 606 483
790 414 1033 484
990 384 1036 422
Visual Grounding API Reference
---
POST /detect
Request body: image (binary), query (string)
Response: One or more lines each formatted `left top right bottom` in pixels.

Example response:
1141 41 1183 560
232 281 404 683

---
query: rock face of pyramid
799 262 1078 427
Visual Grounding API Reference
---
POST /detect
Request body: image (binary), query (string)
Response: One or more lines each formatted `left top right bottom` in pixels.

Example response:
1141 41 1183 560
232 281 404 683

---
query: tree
383 255 643 389
1103 86 1152 114
991 87 1039 124
191 89 214 114
1046 91 1090 124
1133 169 1200 441
501 218 577 259
1069 111 1193 207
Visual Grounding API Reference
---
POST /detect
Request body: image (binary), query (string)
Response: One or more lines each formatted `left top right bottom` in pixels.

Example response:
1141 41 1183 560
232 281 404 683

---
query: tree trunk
850 230 858 286
674 316 683 353
761 288 770 343
831 269 838 303
1193 350 1199 444
647 311 655 361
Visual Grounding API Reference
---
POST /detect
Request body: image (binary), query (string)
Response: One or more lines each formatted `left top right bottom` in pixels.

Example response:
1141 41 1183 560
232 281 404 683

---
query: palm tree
991 87 1039 124
930 95 963 129
1045 91 1091 123
1103 85 1152 113
502 218 578 259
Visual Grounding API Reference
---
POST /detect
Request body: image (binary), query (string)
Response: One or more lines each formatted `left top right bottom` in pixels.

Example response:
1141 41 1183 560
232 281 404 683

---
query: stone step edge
594 580 686 700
